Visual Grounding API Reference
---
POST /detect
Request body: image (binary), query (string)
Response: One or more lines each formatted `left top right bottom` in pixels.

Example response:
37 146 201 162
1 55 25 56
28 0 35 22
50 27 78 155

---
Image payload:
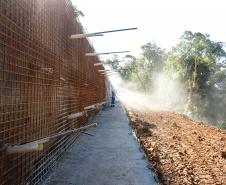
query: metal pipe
60 77 66 81
44 123 97 139
6 139 49 154
69 33 103 39
101 71 117 74
92 27 137 35
86 51 130 56
70 27 137 39
5 123 97 154
105 74 119 76
101 73 118 75
98 69 111 72
68 112 85 119
94 63 103 66
84 102 106 110
84 104 98 110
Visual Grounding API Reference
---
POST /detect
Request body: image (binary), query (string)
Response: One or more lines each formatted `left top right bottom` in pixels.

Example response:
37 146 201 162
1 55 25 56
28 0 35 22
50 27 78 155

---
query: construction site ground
42 104 157 185
127 106 226 185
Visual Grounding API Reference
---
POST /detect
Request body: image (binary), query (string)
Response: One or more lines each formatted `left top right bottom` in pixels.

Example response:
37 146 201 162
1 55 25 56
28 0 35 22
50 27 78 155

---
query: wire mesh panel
0 0 106 184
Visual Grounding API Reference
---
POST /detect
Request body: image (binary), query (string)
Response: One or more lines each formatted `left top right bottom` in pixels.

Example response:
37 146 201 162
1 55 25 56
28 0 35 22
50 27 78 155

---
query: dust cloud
108 72 187 112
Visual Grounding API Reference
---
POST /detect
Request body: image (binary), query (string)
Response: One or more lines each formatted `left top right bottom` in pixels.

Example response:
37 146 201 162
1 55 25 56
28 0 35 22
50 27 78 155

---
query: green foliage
216 120 226 129
141 42 166 72
167 31 226 121
104 55 121 70
73 6 85 17
105 31 226 128
104 42 166 91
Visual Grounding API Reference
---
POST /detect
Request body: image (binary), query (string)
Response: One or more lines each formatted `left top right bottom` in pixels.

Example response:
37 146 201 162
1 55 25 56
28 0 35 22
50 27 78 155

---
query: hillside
127 107 226 185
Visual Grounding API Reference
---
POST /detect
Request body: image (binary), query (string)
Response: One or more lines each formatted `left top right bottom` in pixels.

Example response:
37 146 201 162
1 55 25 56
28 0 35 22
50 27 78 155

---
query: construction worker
111 90 116 107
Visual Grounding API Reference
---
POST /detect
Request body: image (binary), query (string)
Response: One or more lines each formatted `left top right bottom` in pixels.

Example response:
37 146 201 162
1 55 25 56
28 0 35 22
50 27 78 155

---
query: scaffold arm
3 123 97 154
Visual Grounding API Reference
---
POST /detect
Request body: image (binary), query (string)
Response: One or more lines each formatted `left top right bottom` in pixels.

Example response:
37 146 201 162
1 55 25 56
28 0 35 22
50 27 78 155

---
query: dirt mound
127 107 226 185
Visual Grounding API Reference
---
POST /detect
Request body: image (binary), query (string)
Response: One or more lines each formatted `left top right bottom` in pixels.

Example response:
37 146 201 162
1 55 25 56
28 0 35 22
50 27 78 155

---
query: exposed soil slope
127 107 226 185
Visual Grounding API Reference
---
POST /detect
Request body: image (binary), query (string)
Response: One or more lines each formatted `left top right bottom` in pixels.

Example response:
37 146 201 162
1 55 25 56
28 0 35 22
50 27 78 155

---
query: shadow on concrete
42 104 157 185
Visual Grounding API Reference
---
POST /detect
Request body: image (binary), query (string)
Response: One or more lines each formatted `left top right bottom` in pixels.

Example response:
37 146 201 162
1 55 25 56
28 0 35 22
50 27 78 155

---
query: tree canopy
167 31 226 121
105 31 226 128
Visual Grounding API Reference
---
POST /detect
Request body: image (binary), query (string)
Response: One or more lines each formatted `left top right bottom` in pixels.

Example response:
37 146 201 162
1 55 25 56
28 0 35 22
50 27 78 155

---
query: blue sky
73 0 226 57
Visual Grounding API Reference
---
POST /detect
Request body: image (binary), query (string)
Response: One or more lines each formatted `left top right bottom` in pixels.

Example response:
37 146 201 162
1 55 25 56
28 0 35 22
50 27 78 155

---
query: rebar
0 0 106 184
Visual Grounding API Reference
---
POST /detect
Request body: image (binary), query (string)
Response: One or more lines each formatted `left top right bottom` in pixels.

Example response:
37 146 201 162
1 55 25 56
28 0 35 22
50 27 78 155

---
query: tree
104 42 167 92
141 42 166 72
167 31 226 121
73 6 85 17
104 55 121 70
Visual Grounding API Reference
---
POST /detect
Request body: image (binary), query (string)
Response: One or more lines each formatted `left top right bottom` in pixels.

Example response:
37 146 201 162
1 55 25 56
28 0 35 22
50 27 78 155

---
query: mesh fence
0 0 106 184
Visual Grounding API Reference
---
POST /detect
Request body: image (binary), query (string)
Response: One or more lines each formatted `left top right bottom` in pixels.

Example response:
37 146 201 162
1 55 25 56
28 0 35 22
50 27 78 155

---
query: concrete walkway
43 105 157 185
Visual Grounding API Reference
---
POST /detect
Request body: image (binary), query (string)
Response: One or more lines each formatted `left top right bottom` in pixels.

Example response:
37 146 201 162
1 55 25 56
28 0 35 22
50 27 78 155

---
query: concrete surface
43 104 157 185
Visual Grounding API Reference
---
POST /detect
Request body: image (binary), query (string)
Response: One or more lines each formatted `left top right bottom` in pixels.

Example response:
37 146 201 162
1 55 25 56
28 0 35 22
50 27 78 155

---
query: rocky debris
126 107 226 185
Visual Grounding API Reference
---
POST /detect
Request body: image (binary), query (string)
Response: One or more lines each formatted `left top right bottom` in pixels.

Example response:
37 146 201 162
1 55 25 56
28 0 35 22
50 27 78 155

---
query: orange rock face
127 107 226 185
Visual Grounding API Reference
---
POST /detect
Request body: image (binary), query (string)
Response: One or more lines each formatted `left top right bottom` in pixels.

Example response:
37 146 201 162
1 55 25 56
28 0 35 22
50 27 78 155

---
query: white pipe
5 123 98 154
86 51 130 57
94 63 103 66
84 102 106 110
98 70 111 72
86 53 99 57
68 112 85 119
69 33 103 39
6 139 49 154
70 27 137 39
84 104 97 110
60 77 66 81
99 101 106 106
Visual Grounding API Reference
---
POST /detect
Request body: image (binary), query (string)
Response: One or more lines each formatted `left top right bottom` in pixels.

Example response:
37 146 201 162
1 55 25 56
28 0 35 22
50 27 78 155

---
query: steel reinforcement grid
0 0 106 184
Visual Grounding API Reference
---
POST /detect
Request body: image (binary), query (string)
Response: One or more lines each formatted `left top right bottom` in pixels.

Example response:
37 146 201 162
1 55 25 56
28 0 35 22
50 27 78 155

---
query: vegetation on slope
105 31 226 128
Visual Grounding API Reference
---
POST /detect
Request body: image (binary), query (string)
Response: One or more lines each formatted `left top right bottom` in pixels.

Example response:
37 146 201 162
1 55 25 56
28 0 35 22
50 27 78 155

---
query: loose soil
126 107 226 185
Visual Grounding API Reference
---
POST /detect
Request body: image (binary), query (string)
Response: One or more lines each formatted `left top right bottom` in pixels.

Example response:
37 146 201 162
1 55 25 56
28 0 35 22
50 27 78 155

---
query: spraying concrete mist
108 72 187 112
